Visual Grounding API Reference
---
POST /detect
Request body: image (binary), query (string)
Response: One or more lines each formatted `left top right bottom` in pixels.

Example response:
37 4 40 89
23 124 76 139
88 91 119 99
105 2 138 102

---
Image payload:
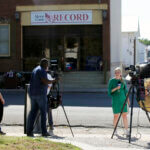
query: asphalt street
1 90 149 128
1 90 150 150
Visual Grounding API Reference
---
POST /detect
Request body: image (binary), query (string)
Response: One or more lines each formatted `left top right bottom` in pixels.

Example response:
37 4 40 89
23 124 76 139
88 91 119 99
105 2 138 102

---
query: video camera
125 63 150 101
125 65 140 77
125 63 150 81
49 59 59 79
125 63 150 78
125 65 141 85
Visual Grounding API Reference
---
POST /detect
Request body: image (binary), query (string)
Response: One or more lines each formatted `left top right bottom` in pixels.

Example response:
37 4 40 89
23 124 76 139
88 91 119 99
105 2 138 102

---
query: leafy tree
139 38 150 45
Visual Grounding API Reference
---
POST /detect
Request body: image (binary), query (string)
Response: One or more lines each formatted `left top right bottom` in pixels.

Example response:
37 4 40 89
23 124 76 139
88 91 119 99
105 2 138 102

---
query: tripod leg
47 107 53 128
145 110 150 123
129 86 135 143
141 101 150 123
61 104 74 137
111 85 133 139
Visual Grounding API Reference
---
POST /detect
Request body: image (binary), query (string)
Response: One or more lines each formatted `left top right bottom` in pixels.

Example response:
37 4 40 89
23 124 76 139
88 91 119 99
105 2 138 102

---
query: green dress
108 78 128 114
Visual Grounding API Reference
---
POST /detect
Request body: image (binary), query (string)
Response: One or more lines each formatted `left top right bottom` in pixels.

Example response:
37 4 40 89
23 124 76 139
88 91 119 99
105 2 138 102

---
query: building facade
122 16 147 67
0 0 110 73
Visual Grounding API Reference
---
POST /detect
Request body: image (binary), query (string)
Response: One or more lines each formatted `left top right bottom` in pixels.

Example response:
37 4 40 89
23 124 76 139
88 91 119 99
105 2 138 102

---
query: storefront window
0 25 10 56
23 25 102 71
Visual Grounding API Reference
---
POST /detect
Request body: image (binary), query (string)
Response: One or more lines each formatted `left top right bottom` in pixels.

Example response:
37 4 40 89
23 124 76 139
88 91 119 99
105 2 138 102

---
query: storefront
20 4 109 72
0 1 110 73
23 24 103 71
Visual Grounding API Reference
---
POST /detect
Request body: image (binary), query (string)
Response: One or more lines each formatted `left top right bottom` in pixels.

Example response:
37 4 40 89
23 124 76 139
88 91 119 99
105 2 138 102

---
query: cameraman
27 58 57 137
108 67 130 137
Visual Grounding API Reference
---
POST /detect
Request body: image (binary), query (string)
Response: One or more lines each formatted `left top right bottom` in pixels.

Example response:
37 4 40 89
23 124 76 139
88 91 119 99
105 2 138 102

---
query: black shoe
0 131 6 135
49 125 54 130
27 133 34 137
42 132 51 137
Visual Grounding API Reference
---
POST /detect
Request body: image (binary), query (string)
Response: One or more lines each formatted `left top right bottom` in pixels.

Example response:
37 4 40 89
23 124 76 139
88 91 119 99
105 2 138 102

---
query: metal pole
134 38 136 65
24 84 29 134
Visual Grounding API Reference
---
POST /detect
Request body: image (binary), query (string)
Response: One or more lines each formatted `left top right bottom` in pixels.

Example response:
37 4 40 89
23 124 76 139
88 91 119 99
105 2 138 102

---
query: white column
110 0 122 77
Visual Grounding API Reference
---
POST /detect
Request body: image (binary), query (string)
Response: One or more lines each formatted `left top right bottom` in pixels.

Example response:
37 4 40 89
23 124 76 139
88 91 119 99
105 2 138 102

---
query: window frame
0 24 10 57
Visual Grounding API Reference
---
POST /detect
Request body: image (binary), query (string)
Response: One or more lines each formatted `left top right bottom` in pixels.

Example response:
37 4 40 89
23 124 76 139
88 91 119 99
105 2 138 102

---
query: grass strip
0 136 81 150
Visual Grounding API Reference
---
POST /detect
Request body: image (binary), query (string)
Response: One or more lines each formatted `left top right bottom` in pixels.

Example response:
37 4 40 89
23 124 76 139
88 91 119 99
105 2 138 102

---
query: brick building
0 0 110 73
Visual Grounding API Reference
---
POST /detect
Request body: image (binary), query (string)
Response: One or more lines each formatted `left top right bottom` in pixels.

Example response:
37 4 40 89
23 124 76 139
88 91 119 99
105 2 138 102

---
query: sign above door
31 10 92 25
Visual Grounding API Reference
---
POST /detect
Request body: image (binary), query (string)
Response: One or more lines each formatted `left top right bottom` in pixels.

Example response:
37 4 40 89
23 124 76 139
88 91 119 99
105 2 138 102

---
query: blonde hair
114 67 123 82
114 67 122 73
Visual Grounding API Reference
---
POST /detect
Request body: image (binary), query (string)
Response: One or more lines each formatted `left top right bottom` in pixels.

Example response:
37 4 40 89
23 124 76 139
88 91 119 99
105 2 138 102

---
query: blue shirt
29 66 48 96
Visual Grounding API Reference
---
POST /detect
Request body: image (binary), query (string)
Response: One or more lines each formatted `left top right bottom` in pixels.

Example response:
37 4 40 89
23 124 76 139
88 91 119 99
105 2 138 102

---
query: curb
0 88 108 93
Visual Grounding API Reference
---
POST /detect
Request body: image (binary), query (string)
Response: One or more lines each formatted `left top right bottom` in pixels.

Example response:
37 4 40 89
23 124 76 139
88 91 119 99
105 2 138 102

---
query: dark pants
0 101 3 123
47 93 53 126
47 107 53 126
0 101 3 131
27 94 47 134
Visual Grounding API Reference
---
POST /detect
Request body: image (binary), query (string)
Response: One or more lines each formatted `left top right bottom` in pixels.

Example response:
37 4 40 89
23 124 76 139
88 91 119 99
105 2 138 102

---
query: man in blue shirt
27 58 57 137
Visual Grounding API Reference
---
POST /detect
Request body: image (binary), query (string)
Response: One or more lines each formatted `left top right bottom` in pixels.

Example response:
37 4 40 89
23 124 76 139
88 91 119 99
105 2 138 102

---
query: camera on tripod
125 65 141 86
125 63 150 110
112 63 150 142
49 59 59 79
125 65 140 78
125 63 150 80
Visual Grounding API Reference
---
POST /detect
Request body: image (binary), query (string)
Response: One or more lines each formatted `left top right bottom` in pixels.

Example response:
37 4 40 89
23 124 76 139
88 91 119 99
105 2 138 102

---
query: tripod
111 84 133 143
55 82 74 137
33 82 74 137
111 80 150 143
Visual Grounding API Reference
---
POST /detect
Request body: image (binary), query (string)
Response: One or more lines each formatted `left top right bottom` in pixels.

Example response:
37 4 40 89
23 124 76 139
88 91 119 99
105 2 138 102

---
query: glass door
64 36 80 71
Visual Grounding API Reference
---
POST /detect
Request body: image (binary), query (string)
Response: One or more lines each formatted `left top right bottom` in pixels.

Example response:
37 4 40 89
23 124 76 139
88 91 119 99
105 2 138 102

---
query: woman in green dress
108 67 130 136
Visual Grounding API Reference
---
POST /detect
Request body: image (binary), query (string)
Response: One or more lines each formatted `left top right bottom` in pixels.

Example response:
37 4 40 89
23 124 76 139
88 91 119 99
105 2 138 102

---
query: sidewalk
0 86 108 93
2 125 150 150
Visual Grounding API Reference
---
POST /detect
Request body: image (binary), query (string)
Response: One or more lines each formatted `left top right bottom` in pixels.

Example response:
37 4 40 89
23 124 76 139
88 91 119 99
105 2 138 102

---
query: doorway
64 36 80 71
23 25 102 71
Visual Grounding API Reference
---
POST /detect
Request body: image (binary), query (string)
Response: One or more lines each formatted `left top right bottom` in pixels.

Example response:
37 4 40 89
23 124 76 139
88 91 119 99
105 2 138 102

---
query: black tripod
55 82 74 137
33 82 74 137
111 84 134 143
111 79 150 143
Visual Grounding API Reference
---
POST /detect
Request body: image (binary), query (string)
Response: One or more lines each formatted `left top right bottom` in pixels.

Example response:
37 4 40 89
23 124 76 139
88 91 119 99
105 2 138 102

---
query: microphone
118 81 121 85
118 81 121 92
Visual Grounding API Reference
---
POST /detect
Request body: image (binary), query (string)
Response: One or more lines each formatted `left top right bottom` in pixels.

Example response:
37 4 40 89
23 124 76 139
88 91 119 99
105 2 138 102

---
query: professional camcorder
48 59 61 109
125 65 140 82
125 63 150 112
49 59 60 79
125 63 150 79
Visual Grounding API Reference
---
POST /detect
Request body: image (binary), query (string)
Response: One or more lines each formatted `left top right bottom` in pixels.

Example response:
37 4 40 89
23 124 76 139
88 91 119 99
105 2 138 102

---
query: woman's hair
114 67 122 73
115 67 123 83
114 67 124 82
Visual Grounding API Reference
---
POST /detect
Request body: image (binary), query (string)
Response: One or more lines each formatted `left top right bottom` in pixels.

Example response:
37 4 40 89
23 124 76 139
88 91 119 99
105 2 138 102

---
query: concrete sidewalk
2 125 150 150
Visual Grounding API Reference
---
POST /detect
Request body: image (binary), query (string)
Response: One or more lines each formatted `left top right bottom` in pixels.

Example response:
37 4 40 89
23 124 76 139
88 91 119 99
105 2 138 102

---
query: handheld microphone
118 81 121 86
118 81 121 92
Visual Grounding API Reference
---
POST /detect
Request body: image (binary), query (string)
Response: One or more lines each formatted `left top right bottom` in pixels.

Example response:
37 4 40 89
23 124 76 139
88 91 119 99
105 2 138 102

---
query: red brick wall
0 0 110 72
0 1 21 72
